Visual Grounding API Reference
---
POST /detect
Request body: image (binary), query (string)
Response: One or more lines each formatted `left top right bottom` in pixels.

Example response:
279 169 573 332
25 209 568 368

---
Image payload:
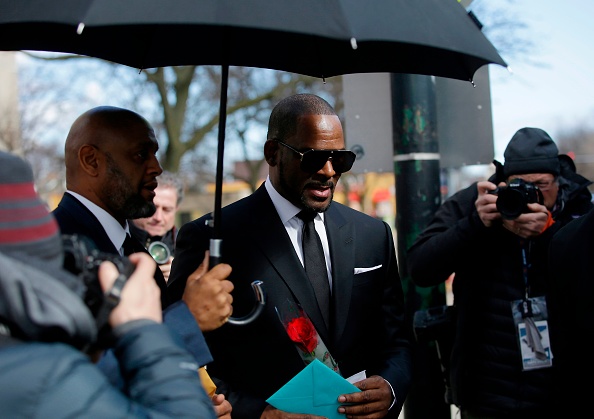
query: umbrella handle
209 238 223 267
209 238 266 326
227 280 266 326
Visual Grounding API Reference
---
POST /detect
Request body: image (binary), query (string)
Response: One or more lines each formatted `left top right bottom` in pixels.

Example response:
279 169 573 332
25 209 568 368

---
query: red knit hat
0 151 82 294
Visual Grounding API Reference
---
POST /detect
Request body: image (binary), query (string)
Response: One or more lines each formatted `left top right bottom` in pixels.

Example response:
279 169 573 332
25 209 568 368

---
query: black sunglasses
274 139 356 174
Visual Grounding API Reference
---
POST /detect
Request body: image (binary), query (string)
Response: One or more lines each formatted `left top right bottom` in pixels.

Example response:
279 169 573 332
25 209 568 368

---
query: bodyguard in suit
52 106 233 418
167 93 413 418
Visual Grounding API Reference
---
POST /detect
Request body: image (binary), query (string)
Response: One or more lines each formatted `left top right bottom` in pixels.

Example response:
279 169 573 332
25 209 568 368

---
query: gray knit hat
503 127 560 178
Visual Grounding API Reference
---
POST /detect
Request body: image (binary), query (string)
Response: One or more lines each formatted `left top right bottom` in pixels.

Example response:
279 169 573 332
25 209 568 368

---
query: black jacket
53 192 168 307
548 206 594 416
406 163 592 417
168 184 412 418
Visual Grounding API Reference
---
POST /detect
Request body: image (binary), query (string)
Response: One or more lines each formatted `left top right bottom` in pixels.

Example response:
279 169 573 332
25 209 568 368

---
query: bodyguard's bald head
64 106 153 179
62 106 162 223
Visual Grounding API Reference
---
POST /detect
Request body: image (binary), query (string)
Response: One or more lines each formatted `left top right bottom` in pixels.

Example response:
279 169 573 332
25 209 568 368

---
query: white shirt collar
66 191 130 251
264 175 325 224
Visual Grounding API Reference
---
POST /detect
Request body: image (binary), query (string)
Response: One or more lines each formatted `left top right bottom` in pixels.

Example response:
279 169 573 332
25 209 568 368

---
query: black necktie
297 210 331 329
122 234 136 256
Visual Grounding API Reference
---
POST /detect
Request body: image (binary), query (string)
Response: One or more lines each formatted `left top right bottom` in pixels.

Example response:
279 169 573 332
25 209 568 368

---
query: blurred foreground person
407 127 592 418
0 150 216 418
131 170 184 282
548 206 594 416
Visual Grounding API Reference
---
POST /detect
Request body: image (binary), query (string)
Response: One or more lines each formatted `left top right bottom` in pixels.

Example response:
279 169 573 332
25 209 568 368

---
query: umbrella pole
209 63 229 268
210 64 267 327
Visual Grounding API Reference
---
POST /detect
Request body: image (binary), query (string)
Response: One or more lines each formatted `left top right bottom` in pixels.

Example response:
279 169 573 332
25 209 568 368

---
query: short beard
277 159 333 213
104 153 156 220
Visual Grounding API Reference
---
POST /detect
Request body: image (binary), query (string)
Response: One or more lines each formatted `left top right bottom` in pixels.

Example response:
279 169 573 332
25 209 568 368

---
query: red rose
286 316 318 353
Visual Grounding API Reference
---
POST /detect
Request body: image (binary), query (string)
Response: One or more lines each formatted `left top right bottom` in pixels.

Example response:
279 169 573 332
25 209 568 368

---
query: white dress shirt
66 191 131 256
264 176 333 291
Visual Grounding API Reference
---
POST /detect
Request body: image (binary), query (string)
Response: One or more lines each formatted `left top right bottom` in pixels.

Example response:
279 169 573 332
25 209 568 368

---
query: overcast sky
485 0 594 160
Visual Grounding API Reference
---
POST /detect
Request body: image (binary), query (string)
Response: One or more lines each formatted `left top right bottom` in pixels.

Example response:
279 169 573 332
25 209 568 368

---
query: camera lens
148 241 171 265
497 187 526 219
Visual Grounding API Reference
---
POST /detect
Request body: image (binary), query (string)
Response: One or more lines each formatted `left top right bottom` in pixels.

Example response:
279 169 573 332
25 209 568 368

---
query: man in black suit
167 93 412 418
52 106 233 418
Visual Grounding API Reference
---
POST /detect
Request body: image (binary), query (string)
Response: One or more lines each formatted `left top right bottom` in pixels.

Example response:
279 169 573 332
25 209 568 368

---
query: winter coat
406 162 592 417
0 252 216 419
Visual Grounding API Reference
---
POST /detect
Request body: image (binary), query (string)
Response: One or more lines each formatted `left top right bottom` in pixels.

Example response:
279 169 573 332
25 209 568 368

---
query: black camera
148 241 171 265
489 178 544 220
62 234 135 348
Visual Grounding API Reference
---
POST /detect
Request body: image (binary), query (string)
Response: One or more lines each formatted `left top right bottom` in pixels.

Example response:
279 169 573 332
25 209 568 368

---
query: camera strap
95 271 128 329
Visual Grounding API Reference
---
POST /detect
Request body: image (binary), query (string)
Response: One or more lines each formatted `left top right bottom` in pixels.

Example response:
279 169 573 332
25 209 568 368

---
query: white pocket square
354 265 382 274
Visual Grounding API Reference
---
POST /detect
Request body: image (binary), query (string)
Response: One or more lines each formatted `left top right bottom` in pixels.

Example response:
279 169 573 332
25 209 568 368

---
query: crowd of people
0 93 591 418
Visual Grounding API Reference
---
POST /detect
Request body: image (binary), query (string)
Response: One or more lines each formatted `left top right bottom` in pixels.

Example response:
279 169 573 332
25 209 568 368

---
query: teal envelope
266 359 361 419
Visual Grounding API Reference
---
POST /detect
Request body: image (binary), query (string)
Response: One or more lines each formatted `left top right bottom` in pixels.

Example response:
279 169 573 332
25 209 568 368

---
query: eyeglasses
274 139 356 174
534 179 557 192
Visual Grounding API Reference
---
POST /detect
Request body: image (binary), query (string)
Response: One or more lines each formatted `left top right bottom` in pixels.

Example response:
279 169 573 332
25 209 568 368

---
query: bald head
64 106 163 224
65 106 153 179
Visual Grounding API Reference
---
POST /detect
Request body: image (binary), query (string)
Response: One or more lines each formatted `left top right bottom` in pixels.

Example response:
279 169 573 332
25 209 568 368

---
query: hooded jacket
0 252 216 419
406 158 592 417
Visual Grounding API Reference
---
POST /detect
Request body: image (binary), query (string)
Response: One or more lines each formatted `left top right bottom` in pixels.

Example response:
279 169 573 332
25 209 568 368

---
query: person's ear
79 144 101 177
264 139 278 166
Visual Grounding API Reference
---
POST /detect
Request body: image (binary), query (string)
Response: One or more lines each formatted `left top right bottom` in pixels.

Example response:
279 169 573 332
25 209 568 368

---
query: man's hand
182 251 234 331
502 202 551 238
338 375 393 418
212 393 232 419
99 252 163 327
261 405 326 418
158 256 173 282
475 180 502 227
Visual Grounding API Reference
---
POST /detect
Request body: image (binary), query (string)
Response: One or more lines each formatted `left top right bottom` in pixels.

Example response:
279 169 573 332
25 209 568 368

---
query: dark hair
267 93 336 142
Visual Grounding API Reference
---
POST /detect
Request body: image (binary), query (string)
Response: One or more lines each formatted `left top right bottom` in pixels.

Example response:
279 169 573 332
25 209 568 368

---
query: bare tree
20 53 339 185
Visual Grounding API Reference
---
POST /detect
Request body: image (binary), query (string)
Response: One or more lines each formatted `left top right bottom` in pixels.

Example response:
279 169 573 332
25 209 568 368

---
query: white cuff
383 378 396 410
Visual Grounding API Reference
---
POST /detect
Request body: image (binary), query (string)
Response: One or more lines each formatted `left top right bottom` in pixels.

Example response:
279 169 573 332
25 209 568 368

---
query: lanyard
520 239 531 300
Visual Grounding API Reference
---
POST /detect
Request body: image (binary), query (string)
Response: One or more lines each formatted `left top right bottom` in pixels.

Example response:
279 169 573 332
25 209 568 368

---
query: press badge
511 296 553 371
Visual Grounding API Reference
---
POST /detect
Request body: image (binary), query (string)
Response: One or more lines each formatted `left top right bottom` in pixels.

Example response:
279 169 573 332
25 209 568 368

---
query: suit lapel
59 194 119 254
57 193 167 302
248 187 330 340
325 204 355 346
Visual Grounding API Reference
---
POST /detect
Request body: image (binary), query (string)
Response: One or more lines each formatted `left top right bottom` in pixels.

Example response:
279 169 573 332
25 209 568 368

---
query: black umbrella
0 0 506 322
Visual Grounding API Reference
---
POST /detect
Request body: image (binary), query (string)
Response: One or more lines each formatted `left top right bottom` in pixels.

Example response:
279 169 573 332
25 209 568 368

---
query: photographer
130 170 183 283
406 127 592 418
0 150 216 418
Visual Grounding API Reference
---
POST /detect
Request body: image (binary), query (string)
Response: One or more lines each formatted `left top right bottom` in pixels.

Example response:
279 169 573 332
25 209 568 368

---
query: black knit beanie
503 127 560 178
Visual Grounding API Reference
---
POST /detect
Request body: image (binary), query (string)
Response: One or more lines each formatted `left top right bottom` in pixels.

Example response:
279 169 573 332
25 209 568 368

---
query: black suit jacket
53 192 168 307
168 184 412 418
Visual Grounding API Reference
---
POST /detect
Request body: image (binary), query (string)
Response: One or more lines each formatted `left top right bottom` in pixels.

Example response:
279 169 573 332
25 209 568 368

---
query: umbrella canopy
1 0 506 81
0 0 506 266
1 0 507 325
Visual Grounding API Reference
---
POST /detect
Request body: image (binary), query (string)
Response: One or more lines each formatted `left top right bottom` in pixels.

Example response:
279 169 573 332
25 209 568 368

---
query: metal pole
391 73 450 419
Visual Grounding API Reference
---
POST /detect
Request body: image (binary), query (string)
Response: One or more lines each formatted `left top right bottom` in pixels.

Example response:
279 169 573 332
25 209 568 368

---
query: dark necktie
122 234 136 256
297 210 331 329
